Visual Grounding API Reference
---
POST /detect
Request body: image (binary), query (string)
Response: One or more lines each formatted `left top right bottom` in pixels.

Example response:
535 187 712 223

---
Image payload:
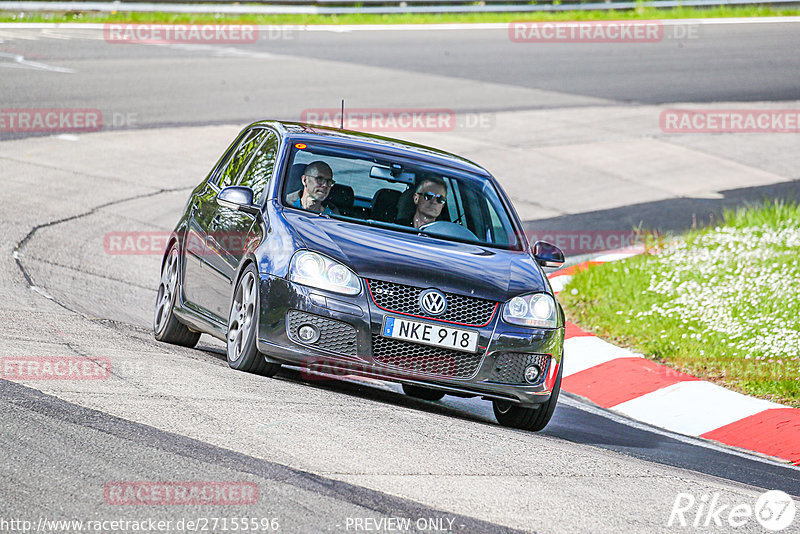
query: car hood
284 211 548 302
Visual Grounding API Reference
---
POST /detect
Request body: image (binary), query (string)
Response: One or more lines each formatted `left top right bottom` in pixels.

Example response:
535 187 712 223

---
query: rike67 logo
668 490 796 531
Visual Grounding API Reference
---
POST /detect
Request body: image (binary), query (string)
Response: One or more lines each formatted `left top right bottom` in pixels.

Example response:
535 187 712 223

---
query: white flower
632 224 800 361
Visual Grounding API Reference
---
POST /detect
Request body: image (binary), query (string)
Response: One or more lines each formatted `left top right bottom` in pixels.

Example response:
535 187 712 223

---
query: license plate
381 316 479 353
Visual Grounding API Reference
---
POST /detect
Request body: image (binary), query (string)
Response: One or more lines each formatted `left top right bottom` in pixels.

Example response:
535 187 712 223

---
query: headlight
502 293 557 328
289 251 361 296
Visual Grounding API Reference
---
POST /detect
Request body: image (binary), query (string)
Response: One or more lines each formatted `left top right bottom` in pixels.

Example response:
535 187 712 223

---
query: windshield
281 143 522 250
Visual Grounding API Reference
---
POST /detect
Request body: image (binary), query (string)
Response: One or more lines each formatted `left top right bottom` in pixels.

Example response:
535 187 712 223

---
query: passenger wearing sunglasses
287 161 339 215
408 177 447 229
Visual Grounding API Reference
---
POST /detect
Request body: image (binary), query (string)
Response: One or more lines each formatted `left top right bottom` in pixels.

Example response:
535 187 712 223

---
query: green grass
1 5 799 24
561 200 800 408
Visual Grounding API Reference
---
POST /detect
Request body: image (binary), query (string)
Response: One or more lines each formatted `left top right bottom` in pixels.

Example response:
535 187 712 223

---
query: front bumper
255 275 564 407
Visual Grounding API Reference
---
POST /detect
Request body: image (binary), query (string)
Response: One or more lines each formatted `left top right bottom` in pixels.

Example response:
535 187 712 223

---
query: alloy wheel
228 271 257 363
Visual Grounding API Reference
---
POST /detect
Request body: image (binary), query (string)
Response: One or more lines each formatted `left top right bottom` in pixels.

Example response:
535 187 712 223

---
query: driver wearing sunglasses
409 177 447 229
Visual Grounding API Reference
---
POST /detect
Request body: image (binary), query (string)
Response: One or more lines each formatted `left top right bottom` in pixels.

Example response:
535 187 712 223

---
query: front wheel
493 360 562 432
226 264 280 377
154 246 200 348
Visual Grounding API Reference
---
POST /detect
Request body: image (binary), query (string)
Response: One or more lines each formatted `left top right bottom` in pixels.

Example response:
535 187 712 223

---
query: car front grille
487 353 551 385
287 310 357 357
366 279 497 326
371 333 484 379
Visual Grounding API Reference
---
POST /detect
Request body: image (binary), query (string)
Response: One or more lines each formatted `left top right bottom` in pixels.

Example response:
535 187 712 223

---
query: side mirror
217 186 260 215
532 240 565 268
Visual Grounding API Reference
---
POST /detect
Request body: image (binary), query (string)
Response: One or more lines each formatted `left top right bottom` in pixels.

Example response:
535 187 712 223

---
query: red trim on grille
366 279 498 328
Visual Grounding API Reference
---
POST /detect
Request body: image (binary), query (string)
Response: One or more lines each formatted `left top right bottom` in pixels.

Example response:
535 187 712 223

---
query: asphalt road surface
1 20 800 133
1 20 799 534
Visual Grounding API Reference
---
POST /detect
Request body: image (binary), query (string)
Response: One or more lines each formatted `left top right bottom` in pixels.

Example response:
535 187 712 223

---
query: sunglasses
420 192 446 204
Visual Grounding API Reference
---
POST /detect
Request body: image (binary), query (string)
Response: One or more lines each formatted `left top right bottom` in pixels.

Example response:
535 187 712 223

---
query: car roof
251 120 492 177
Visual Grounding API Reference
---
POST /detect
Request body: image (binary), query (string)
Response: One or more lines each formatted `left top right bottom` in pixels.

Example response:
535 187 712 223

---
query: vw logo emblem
419 289 447 316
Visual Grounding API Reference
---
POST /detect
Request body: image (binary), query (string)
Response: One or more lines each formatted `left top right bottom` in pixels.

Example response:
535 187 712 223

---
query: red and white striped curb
549 247 800 465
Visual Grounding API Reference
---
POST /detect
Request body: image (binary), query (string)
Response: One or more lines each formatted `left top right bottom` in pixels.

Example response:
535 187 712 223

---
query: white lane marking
299 17 800 31
1 17 800 31
40 29 106 40
559 394 800 468
160 43 285 59
611 380 785 436
0 28 101 41
0 29 41 40
593 247 645 262
563 335 643 377
57 134 79 141
548 274 572 293
0 27 287 58
0 52 75 73
592 252 638 262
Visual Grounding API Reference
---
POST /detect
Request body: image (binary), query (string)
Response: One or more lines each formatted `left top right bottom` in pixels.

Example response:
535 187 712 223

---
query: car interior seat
325 184 355 216
286 163 306 196
371 189 402 222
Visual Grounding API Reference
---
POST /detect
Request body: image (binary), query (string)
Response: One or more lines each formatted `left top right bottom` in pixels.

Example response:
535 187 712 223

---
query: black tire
154 245 201 348
402 384 446 401
226 263 281 377
493 359 563 432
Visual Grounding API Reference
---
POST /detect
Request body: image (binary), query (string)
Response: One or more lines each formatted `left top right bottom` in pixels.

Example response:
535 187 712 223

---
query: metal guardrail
0 0 797 14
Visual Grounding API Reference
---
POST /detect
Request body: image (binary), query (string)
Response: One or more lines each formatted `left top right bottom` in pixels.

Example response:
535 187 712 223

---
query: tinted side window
237 132 278 201
217 129 268 189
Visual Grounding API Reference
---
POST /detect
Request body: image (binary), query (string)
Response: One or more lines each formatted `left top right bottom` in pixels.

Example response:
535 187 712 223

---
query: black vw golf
154 121 566 431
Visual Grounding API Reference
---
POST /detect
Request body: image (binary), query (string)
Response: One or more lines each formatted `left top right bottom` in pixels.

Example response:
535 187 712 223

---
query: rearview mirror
216 186 260 215
370 165 416 184
532 240 565 268
369 166 393 180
